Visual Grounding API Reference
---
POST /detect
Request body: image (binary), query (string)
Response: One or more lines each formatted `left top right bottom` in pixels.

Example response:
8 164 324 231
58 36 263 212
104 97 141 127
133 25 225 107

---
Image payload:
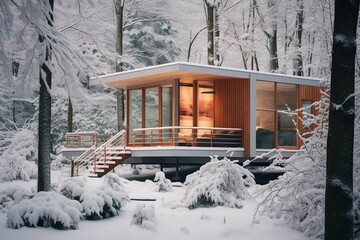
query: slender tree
38 0 54 192
325 0 359 239
67 97 73 133
204 0 215 65
293 0 304 76
115 0 125 131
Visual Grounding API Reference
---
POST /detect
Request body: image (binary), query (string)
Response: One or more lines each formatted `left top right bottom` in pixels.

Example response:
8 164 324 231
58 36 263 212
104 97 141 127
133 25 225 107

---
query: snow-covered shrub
131 204 156 231
0 128 37 182
58 176 87 201
0 186 35 213
253 92 328 239
182 156 255 209
57 176 129 220
80 186 128 220
6 191 83 229
153 171 172 192
104 173 126 192
51 154 70 171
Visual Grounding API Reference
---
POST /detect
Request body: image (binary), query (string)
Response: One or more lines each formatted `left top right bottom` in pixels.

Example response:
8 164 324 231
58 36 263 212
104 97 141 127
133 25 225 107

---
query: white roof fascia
90 62 321 87
90 62 181 86
177 62 250 79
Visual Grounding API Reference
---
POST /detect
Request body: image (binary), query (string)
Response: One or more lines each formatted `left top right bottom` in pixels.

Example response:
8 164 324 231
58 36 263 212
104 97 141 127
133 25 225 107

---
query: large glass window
277 84 297 146
256 82 297 148
276 84 297 110
145 87 159 143
128 85 174 145
256 111 275 148
129 89 142 143
256 81 275 110
162 85 173 142
198 81 214 136
179 84 194 136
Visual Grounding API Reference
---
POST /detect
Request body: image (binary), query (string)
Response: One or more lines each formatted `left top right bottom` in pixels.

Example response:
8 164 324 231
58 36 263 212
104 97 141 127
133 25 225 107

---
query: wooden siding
214 79 250 156
299 85 321 101
297 85 322 145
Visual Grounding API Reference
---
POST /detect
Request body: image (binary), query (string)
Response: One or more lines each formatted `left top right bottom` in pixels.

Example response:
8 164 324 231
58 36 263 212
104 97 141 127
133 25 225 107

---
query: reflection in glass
256 81 275 110
162 85 173 142
302 100 312 122
278 112 296 146
276 83 297 110
198 81 214 136
145 88 159 143
256 111 275 148
179 84 193 136
129 90 142 143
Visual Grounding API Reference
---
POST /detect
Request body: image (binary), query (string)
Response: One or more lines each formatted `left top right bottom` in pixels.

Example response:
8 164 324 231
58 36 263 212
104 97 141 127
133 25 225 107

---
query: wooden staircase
74 130 131 177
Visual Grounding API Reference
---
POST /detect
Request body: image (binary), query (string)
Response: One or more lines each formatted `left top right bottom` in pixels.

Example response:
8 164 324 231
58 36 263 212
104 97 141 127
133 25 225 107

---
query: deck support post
249 73 257 157
70 158 74 177
172 157 180 182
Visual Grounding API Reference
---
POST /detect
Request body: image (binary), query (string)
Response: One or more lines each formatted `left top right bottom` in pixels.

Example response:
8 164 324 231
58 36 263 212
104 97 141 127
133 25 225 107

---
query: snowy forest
0 0 360 239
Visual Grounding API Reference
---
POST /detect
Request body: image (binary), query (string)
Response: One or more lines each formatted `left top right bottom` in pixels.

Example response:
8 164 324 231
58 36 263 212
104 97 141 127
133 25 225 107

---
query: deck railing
66 132 111 148
132 126 243 148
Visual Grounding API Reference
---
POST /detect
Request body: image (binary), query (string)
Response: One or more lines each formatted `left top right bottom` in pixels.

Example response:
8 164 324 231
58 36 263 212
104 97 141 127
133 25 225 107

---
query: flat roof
90 62 322 89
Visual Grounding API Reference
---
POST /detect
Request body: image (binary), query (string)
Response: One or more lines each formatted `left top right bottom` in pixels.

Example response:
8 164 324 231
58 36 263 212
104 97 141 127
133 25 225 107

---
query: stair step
96 161 116 164
93 169 105 173
99 156 123 161
88 173 98 178
95 165 110 169
98 148 125 152
102 151 124 154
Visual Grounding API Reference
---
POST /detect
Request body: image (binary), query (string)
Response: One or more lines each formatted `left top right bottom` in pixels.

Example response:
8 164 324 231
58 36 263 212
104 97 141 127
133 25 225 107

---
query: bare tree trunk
204 1 215 65
214 4 220 65
268 29 278 72
293 0 304 76
38 0 54 192
187 27 207 62
115 0 125 131
250 0 259 71
325 0 359 239
67 97 73 132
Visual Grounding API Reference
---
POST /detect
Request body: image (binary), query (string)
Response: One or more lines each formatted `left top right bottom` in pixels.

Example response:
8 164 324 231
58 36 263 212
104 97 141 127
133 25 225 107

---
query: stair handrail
74 129 126 175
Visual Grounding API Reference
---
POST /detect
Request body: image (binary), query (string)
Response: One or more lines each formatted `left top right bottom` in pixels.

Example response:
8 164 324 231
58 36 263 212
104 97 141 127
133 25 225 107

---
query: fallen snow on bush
131 203 156 231
182 156 255 209
57 175 129 220
0 128 37 182
0 186 35 213
6 191 83 229
153 171 172 192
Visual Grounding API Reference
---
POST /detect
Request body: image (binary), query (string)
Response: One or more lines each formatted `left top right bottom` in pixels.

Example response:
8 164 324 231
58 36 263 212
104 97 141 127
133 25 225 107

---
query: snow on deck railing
132 126 243 148
65 132 111 148
73 130 127 176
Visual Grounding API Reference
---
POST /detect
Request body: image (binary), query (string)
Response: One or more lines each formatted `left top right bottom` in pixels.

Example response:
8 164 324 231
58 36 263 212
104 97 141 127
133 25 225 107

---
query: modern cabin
64 62 321 177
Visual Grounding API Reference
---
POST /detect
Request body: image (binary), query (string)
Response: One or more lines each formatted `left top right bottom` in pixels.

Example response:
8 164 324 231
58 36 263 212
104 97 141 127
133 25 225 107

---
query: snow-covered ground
0 171 309 240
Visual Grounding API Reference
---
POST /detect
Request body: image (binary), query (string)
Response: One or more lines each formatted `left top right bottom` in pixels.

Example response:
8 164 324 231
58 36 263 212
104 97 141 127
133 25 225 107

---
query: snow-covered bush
58 176 87 201
254 92 328 239
6 191 83 229
153 171 172 192
182 156 255 209
0 128 37 182
57 176 129 220
0 186 35 213
131 204 156 231
104 173 127 192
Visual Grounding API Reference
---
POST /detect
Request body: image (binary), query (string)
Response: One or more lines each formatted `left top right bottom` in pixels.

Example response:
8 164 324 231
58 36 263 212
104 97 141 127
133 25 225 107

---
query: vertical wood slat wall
297 85 322 143
214 78 250 156
299 85 321 101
